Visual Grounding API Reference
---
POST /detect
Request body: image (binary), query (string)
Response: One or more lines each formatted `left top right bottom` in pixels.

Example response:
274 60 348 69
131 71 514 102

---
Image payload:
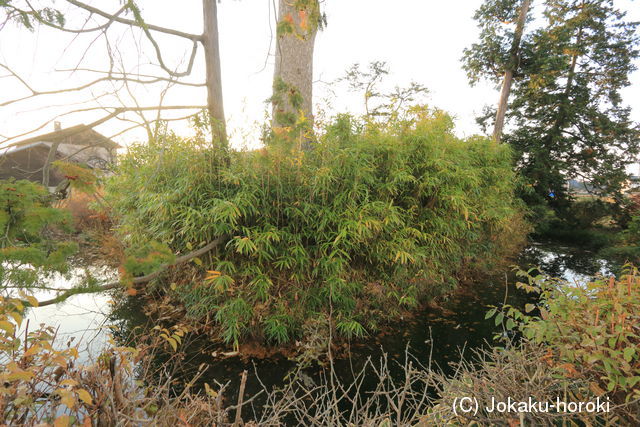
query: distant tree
341 61 428 119
271 0 323 147
463 0 532 143
465 0 640 211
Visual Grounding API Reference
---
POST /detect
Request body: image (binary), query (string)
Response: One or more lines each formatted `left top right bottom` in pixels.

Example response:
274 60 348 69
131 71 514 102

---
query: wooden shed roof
1 125 119 156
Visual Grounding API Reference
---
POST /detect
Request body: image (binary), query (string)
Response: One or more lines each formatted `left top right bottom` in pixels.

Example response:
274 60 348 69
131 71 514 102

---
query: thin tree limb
34 235 228 307
64 0 203 41
1 105 206 147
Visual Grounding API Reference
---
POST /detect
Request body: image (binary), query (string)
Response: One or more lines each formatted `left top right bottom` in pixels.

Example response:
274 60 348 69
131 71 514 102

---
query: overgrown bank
529 194 640 264
107 108 528 348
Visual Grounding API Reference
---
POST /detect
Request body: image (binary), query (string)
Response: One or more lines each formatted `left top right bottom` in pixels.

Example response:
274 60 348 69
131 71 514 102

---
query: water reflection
10 265 117 362
521 241 615 284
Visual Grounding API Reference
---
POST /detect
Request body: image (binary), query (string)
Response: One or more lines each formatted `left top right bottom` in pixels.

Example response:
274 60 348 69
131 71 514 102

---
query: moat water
18 240 617 415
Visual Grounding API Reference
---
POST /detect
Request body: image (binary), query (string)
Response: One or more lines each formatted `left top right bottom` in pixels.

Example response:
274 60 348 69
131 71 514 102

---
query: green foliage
215 297 253 351
275 0 324 37
463 0 529 86
598 205 640 263
52 161 100 195
490 266 640 403
271 76 305 129
627 215 640 243
107 108 526 344
336 319 366 339
567 198 615 229
0 179 77 291
123 241 176 277
0 1 65 30
264 312 294 344
465 0 640 211
599 245 640 264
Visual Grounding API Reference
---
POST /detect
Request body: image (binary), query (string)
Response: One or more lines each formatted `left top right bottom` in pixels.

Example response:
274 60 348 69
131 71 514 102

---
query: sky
0 0 639 170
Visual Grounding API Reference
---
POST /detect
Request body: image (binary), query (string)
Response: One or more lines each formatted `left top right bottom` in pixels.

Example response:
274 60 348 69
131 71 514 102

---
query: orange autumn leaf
540 349 554 366
126 287 137 296
558 362 579 378
298 10 308 30
205 270 222 281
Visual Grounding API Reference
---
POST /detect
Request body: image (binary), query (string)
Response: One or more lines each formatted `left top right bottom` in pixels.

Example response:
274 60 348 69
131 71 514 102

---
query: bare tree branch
13 1 127 33
1 0 225 154
1 105 206 147
34 235 228 307
64 0 203 41
56 67 206 86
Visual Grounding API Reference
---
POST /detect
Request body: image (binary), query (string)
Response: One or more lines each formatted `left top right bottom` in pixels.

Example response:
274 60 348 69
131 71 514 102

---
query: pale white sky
1 0 638 170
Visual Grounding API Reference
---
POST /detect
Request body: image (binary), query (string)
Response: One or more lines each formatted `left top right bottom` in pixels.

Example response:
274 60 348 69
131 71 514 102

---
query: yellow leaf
204 382 218 398
7 369 34 382
60 378 78 387
26 295 39 307
60 392 75 409
76 388 93 405
54 415 70 427
8 311 22 326
53 355 68 367
23 345 41 358
0 320 15 334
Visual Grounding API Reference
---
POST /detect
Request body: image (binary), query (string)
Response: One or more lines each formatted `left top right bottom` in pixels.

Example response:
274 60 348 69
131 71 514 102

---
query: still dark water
114 242 616 403
25 241 617 413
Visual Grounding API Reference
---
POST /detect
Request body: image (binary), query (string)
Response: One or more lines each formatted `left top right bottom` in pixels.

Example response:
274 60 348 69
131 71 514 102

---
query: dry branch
35 235 228 307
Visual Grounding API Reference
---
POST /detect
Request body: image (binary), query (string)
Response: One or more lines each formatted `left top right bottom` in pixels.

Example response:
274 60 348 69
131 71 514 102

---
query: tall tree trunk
272 0 318 148
202 0 227 148
493 0 531 143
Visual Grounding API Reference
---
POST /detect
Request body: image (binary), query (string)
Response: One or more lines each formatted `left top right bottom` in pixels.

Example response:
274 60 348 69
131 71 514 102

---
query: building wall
0 140 116 188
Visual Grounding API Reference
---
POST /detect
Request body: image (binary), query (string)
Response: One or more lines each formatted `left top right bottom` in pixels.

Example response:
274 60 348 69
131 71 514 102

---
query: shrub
0 295 228 425
627 214 640 243
599 204 640 263
107 108 527 346
428 341 629 425
567 198 615 229
0 179 77 291
489 265 640 419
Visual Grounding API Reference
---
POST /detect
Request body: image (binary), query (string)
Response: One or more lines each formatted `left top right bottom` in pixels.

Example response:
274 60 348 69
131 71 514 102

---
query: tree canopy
465 0 640 212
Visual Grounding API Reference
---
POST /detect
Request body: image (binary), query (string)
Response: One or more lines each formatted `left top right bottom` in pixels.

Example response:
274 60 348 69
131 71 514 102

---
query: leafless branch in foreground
1 0 226 148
